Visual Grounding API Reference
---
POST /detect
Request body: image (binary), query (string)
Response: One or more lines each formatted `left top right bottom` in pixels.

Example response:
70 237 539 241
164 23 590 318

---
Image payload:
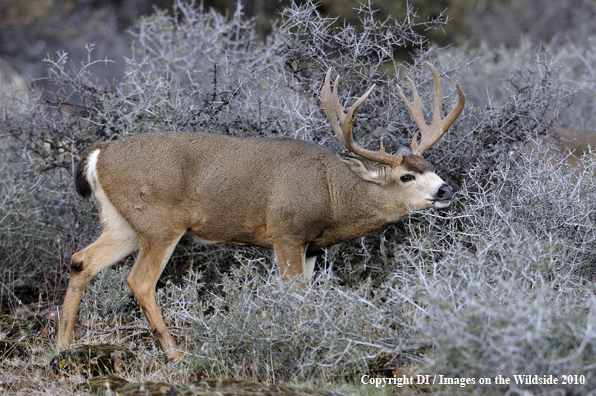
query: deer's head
319 62 465 214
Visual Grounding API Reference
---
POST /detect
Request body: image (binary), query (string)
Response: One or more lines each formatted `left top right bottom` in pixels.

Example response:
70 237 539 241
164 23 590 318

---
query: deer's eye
400 175 415 183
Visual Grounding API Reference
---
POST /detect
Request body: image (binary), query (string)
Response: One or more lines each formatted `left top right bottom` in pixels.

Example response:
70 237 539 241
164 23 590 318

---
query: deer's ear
338 154 382 184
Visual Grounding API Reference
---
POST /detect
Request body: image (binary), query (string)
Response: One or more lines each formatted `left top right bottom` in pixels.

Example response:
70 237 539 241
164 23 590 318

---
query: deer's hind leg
126 231 184 359
57 227 139 352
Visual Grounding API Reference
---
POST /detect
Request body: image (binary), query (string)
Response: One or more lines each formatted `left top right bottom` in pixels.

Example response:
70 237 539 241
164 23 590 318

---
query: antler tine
397 61 466 156
319 69 348 147
396 76 425 155
319 68 402 166
429 63 444 126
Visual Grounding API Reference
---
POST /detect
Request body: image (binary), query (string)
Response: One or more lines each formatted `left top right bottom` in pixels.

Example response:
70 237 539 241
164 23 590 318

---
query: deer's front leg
273 242 309 281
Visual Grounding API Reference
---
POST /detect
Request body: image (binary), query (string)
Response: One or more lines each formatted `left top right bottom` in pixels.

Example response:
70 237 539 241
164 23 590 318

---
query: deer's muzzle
432 184 453 208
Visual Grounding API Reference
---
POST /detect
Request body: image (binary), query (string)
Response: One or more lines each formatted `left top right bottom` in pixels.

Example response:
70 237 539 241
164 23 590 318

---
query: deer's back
93 132 339 245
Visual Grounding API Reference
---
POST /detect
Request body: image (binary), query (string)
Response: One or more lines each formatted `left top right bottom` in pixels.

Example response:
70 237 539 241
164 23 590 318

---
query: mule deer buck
57 62 465 359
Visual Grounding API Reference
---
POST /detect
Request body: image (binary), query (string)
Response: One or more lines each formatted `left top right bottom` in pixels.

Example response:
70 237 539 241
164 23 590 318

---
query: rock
115 381 184 396
51 344 134 377
113 378 343 396
78 374 130 394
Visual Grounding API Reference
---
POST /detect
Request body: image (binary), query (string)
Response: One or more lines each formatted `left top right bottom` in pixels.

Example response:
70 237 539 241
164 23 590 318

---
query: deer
56 62 465 360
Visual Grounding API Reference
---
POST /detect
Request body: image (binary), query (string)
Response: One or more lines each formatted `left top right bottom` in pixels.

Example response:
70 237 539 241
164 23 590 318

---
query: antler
319 68 403 166
396 62 465 156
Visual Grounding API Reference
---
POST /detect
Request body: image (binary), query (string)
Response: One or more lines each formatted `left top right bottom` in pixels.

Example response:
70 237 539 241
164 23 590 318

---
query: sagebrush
1 0 595 394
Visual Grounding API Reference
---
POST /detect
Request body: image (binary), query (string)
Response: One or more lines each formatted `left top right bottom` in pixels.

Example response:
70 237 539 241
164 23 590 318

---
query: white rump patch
85 149 101 192
86 149 139 250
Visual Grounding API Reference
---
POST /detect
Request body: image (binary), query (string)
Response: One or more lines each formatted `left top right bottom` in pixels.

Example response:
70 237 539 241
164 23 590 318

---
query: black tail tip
74 158 92 201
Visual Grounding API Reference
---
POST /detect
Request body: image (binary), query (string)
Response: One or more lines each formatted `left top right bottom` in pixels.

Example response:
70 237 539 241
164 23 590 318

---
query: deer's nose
436 184 453 200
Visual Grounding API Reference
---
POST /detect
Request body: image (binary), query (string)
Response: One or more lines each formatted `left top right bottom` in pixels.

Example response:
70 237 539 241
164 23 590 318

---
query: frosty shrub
1 0 594 394
154 144 596 393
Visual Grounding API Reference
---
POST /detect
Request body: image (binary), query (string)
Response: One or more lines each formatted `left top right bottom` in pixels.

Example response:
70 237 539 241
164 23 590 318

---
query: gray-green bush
1 0 595 394
153 146 596 394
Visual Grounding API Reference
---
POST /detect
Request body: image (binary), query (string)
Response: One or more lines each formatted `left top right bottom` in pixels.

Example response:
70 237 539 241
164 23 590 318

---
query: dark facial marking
402 155 435 174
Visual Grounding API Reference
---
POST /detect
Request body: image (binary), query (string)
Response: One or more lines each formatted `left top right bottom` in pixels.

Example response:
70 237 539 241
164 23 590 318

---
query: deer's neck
323 173 407 245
